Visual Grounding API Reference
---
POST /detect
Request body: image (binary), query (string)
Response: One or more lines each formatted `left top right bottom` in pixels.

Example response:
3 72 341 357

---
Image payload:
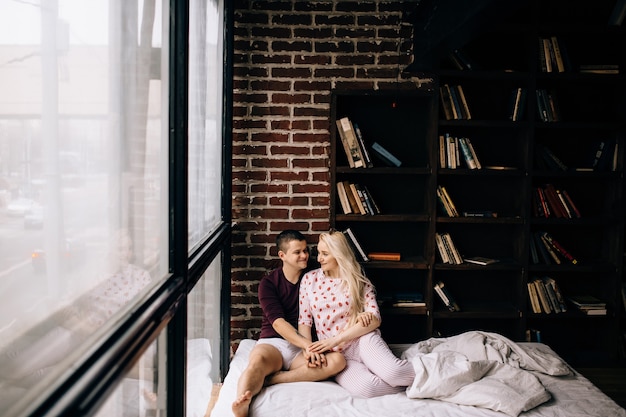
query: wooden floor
577 368 626 409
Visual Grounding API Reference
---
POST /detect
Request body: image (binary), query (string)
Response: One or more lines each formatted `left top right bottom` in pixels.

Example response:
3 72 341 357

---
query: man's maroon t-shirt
258 268 300 339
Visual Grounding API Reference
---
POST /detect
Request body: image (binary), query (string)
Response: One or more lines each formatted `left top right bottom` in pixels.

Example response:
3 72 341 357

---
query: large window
0 0 230 415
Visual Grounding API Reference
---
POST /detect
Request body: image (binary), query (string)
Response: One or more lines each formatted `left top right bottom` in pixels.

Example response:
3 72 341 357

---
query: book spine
349 183 367 215
457 85 472 120
541 231 578 264
443 232 463 264
457 137 477 169
440 186 459 217
561 189 581 218
439 135 447 168
464 137 481 169
343 227 369 262
439 87 453 121
353 123 374 168
371 142 402 167
343 181 361 214
533 279 553 313
540 234 562 264
336 181 352 214
435 233 451 263
337 117 364 168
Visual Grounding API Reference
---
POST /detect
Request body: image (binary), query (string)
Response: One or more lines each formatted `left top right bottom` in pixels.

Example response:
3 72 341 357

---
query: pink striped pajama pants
334 330 415 398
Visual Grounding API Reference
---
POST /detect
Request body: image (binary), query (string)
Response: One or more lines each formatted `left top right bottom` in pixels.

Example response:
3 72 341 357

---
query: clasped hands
303 312 375 367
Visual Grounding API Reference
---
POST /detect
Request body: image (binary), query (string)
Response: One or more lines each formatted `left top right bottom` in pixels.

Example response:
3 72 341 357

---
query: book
436 185 459 217
509 87 527 121
434 281 460 312
354 183 375 215
439 87 453 120
343 181 361 214
464 137 481 169
442 84 459 120
456 85 472 120
348 183 367 215
362 185 381 214
448 85 464 120
435 232 451 264
550 36 566 73
336 181 352 214
343 227 369 262
542 276 567 312
442 232 463 264
464 256 499 265
567 295 606 309
457 137 478 169
533 279 553 313
367 252 401 261
527 282 542 313
462 210 498 218
540 231 578 264
336 117 365 168
371 142 402 167
353 123 374 168
438 135 447 168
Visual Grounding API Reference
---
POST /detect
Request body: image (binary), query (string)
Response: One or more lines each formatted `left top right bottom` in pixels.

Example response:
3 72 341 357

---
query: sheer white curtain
0 0 169 414
187 0 224 250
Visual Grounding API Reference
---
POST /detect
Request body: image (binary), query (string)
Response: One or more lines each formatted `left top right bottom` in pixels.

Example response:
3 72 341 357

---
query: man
232 230 346 417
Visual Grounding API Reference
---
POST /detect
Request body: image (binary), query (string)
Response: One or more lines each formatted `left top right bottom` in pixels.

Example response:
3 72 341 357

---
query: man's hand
303 347 326 368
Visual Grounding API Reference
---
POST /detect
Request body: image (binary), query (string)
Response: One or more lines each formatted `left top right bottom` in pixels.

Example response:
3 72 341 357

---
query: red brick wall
230 0 431 349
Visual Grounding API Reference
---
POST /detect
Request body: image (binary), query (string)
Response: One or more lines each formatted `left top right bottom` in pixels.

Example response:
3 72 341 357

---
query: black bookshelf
330 0 625 366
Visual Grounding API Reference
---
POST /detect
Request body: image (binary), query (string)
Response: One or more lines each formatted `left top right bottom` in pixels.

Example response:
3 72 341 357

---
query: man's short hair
276 230 307 253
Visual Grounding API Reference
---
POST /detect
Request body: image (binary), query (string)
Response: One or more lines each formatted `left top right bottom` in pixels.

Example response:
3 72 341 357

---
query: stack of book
567 295 607 315
434 281 460 312
439 84 472 120
392 291 425 307
532 184 581 219
435 232 463 264
530 231 578 265
336 181 380 215
527 276 567 314
439 134 482 169
436 185 459 217
538 36 569 73
535 89 560 122
335 116 402 168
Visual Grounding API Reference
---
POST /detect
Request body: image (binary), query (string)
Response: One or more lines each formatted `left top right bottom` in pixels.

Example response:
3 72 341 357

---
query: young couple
232 230 415 417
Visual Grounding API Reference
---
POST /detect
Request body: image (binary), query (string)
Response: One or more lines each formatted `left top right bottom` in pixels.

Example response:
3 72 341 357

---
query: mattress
210 337 626 417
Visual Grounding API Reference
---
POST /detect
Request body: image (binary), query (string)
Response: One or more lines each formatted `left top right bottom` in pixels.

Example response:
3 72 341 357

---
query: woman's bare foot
231 390 252 417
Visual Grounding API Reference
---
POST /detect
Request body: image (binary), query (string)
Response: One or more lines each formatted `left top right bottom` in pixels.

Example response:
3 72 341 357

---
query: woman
298 230 415 398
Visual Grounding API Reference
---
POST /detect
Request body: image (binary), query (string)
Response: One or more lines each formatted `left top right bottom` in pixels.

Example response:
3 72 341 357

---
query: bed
210 331 626 417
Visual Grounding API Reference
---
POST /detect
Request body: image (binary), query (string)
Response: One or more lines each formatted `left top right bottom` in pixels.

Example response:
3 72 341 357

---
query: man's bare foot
231 390 252 417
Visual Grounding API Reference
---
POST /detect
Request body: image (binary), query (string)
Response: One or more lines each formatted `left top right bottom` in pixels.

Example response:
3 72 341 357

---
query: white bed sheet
210 338 626 417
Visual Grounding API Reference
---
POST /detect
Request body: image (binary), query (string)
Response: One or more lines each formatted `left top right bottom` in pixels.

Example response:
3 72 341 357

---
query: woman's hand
307 336 341 354
303 345 326 367
356 311 375 327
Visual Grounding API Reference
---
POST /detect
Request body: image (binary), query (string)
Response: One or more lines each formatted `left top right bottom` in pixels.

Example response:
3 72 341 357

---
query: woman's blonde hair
319 230 373 325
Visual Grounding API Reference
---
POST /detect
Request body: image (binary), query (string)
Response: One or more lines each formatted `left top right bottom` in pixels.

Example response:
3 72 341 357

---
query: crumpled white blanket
402 331 572 417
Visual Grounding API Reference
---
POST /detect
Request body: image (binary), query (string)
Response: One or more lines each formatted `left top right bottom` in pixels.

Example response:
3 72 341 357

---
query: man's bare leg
266 351 346 385
232 344 283 417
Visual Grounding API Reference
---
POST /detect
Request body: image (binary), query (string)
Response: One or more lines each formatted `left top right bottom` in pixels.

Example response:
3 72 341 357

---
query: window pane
187 0 224 251
187 255 222 415
96 333 167 417
0 0 169 411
